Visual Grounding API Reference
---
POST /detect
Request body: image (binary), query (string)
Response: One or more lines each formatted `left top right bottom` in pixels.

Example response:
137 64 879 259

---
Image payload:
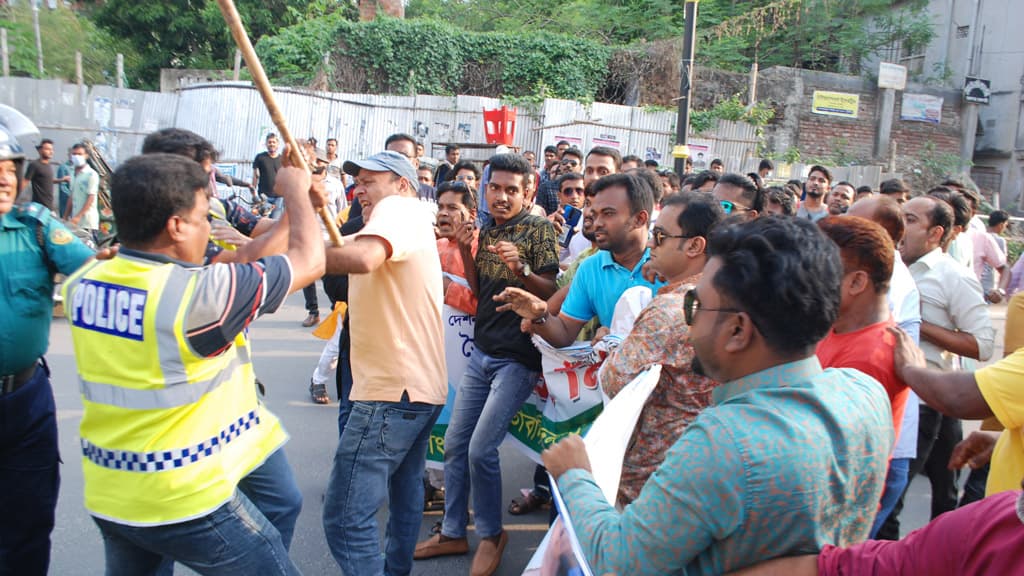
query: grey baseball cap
343 150 418 186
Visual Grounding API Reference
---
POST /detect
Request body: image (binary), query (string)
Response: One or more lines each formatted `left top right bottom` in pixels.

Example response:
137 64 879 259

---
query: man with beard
796 165 831 222
22 139 56 211
827 181 855 215
414 154 558 576
541 217 893 575
494 172 662 348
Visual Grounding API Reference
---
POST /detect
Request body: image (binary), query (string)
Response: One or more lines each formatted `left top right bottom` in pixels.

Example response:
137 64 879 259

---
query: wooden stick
215 0 344 247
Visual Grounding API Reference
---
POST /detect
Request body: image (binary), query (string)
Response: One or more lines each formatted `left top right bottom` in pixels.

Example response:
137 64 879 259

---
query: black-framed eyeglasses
720 200 752 215
683 288 742 326
651 227 693 248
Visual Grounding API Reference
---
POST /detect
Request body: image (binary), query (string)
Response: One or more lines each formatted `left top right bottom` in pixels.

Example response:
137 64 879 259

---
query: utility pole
32 0 43 77
673 0 700 175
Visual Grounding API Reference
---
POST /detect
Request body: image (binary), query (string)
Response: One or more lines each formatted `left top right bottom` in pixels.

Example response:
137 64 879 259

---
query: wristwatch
518 263 532 278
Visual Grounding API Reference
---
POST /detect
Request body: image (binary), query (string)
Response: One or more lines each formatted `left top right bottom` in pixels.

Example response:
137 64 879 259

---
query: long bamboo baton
215 0 344 247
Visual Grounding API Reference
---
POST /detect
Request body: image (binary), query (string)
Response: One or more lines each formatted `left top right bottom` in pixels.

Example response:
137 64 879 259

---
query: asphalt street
46 290 986 575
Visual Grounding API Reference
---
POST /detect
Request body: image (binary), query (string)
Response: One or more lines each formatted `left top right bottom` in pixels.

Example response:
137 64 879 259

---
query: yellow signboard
811 91 860 119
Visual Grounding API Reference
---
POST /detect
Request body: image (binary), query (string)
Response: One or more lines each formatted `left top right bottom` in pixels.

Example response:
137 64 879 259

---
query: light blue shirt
558 357 893 575
560 248 663 327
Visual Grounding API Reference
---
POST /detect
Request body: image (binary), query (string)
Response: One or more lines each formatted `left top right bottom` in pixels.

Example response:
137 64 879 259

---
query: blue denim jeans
441 349 539 539
0 363 59 576
870 457 910 538
93 491 300 576
236 448 303 550
323 395 442 576
266 196 285 219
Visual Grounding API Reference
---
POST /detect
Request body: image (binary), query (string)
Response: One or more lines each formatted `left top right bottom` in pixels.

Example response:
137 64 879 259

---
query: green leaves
256 18 612 101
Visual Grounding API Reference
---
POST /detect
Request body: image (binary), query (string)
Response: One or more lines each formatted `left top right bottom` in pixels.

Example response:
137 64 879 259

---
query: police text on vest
71 280 146 341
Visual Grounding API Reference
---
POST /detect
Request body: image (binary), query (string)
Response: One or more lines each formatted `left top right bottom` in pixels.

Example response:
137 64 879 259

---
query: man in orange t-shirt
816 216 909 535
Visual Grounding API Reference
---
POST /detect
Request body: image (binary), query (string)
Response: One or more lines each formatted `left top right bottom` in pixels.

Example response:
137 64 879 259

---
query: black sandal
309 380 330 405
508 491 551 515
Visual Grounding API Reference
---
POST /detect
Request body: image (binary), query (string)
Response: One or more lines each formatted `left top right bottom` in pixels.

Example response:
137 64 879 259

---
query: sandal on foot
309 380 330 405
508 490 550 515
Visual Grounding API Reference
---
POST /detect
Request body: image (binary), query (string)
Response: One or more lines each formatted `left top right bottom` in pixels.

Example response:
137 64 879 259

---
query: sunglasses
720 200 752 214
683 288 742 326
560 187 585 195
651 227 693 248
562 159 580 167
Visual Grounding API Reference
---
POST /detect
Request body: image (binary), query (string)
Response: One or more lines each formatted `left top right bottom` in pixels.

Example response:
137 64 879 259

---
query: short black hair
591 172 654 217
766 186 796 216
879 178 909 196
622 154 643 166
142 128 219 164
628 167 663 204
111 154 209 246
385 133 417 151
808 165 833 184
856 185 873 195
746 172 764 190
265 133 278 141
436 180 477 211
445 144 460 154
544 145 558 155
710 158 724 168
690 170 720 190
557 172 584 189
918 194 955 246
989 210 1009 227
556 140 571 147
488 153 532 177
928 187 970 229
834 181 855 191
661 191 725 239
448 160 480 182
37 138 54 148
718 172 765 213
707 216 842 355
586 146 622 170
562 147 584 162
71 142 87 154
326 138 338 145
758 159 774 172
644 159 659 168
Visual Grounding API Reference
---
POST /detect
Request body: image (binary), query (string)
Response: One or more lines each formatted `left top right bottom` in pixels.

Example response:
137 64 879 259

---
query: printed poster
901 93 943 124
812 91 860 119
425 303 475 468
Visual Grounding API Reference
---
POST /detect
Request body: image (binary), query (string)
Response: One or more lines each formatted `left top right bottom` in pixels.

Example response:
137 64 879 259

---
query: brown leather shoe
470 530 508 576
301 313 319 327
413 534 469 560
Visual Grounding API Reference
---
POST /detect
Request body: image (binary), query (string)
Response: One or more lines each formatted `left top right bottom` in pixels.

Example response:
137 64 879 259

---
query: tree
86 0 355 89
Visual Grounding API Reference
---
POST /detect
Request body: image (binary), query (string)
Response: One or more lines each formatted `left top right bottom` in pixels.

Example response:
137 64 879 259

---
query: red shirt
816 319 908 444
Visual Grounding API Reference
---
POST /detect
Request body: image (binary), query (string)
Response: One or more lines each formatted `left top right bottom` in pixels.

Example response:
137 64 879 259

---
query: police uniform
62 248 302 572
0 202 93 575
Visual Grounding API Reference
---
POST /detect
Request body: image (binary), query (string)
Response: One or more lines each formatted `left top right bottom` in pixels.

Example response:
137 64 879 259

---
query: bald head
846 194 905 245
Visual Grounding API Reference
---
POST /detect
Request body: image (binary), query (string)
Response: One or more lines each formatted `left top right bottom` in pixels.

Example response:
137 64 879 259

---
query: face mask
71 155 87 167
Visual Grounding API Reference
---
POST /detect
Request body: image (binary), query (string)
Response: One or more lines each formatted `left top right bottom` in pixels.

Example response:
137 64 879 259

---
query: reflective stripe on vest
64 254 285 526
81 409 259 472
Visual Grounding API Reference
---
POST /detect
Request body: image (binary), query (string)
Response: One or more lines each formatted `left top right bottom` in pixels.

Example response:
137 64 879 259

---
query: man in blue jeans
414 153 559 576
321 151 448 576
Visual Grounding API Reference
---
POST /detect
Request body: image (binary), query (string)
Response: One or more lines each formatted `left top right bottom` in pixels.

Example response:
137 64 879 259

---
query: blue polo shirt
561 248 663 327
1 203 93 374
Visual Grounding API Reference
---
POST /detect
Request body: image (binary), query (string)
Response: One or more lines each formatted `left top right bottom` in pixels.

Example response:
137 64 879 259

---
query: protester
599 191 723 505
541 216 893 575
414 153 558 576
796 165 831 222
320 150 446 575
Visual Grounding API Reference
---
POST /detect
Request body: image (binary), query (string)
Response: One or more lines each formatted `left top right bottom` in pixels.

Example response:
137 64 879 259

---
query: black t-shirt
473 210 559 371
252 152 282 198
24 159 55 211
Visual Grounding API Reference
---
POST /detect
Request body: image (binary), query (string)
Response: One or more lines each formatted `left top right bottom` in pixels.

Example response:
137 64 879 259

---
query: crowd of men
2 116 1023 576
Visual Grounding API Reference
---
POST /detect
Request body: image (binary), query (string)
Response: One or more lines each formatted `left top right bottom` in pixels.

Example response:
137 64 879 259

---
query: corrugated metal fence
0 77 895 188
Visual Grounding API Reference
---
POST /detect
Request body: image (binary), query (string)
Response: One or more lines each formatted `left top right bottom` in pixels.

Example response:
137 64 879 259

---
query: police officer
0 114 94 574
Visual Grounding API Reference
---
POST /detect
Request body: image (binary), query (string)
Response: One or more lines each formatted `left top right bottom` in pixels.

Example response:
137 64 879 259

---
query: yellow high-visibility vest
62 253 286 526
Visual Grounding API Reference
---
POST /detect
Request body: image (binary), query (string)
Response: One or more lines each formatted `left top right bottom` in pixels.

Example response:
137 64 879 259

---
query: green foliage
86 0 347 90
782 146 802 164
688 94 775 135
0 4 141 86
257 18 612 101
406 0 683 45
698 0 935 77
906 141 969 194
